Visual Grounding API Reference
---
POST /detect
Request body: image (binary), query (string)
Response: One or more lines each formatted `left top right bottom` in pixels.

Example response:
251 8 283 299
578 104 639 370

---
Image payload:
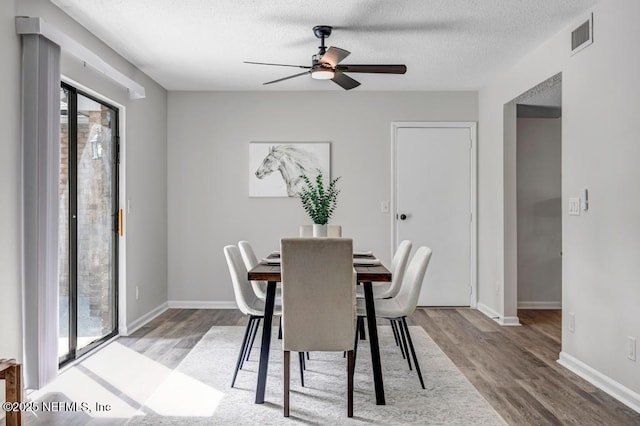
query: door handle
399 214 407 220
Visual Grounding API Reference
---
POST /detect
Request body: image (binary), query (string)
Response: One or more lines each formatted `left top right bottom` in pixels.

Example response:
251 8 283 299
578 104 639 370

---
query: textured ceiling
51 0 598 91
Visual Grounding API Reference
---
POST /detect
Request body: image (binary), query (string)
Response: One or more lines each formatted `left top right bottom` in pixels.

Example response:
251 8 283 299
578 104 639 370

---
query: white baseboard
477 302 521 326
498 316 521 326
167 300 237 309
120 300 238 337
518 301 562 309
558 351 640 413
477 302 500 320
120 302 168 336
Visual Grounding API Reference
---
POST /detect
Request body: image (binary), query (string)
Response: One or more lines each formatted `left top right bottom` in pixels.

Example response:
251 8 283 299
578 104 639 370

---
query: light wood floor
411 308 640 425
27 308 640 425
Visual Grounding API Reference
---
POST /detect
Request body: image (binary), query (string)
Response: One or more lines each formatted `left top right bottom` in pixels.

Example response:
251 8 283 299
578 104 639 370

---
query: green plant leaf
297 170 341 225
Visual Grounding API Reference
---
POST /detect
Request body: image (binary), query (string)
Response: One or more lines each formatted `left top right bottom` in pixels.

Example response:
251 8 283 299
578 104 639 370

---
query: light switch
381 201 390 213
569 198 581 216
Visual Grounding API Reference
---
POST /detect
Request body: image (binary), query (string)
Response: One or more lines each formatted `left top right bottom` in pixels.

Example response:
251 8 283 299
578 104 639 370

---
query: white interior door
393 123 476 306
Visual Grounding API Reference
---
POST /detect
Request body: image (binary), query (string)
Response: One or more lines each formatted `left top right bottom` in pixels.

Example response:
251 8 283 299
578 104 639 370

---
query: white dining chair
356 240 412 300
355 240 412 345
298 224 342 237
224 245 282 388
356 246 433 389
280 237 356 417
238 240 283 300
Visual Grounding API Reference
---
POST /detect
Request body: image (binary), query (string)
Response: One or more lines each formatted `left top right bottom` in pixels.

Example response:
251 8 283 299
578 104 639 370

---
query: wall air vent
571 13 593 56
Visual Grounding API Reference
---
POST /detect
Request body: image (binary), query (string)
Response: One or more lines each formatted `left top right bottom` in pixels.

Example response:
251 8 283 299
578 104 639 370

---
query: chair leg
231 316 254 387
392 319 407 359
298 352 306 387
347 350 354 417
390 319 400 347
244 317 261 363
239 317 252 369
397 318 412 370
284 350 290 417
402 317 425 389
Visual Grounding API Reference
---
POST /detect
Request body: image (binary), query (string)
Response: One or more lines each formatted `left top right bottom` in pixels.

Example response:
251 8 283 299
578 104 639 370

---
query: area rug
128 326 505 425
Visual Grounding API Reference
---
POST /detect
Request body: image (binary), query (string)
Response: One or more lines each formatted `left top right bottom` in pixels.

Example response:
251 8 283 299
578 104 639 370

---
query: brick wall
59 105 115 346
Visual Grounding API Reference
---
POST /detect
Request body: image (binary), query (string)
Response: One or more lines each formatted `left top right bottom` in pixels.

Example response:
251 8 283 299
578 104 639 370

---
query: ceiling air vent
571 13 593 55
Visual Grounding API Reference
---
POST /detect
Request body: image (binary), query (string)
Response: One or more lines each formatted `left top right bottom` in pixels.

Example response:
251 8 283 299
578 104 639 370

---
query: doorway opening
58 82 120 365
509 73 563 332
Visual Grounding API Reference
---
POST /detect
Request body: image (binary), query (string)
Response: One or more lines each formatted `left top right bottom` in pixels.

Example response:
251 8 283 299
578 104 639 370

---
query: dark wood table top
248 254 392 283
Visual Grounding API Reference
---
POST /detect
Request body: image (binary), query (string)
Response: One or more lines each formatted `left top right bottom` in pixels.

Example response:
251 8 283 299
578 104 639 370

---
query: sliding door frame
60 82 120 366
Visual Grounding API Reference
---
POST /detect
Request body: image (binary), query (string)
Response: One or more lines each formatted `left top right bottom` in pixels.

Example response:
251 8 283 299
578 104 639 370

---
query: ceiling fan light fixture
246 26 406 89
311 68 335 80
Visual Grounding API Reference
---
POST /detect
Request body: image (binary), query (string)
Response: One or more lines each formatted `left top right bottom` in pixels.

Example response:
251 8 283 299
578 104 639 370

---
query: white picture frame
249 142 331 197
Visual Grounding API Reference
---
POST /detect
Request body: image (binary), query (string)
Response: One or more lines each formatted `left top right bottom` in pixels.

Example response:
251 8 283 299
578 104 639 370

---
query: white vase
312 223 327 237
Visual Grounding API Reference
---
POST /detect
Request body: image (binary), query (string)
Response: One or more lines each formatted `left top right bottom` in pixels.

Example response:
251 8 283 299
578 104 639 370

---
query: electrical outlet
568 313 575 333
628 337 637 361
136 286 139 300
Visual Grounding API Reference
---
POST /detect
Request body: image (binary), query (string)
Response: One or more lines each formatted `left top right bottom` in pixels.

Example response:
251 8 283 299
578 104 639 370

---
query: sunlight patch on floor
29 366 139 419
30 341 227 420
136 369 225 417
80 342 173 404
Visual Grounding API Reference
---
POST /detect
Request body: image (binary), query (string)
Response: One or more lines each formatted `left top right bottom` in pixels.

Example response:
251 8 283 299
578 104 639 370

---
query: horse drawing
255 145 323 196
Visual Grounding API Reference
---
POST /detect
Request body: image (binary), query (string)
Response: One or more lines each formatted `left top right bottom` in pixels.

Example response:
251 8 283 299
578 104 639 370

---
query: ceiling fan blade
263 70 311 85
335 64 407 74
319 47 350 67
245 61 311 69
331 72 360 90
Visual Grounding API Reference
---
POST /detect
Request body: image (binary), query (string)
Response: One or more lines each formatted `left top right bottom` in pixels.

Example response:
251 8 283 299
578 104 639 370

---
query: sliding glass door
59 83 119 365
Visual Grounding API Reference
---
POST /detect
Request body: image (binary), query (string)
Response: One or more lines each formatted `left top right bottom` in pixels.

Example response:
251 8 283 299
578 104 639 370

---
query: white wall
517 117 562 307
167 91 478 304
12 0 169 335
479 0 640 403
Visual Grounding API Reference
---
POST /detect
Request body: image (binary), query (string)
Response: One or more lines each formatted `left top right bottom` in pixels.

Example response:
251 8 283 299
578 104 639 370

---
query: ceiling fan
245 25 407 90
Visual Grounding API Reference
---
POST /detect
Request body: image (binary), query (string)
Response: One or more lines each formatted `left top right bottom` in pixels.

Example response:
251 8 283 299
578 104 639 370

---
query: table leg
255 281 277 404
363 281 385 405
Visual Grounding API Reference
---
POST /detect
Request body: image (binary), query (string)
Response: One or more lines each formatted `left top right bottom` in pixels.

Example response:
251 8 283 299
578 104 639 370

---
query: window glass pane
76 93 116 351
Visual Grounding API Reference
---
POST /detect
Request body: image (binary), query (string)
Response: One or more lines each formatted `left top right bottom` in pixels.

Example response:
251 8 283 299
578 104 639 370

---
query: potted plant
298 170 341 237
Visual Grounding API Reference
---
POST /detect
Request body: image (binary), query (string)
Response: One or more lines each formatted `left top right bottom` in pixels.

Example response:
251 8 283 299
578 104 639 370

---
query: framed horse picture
249 142 331 197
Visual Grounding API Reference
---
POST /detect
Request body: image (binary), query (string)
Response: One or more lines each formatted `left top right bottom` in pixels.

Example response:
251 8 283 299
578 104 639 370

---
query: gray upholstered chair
280 237 356 417
356 246 433 389
224 245 282 387
298 224 342 237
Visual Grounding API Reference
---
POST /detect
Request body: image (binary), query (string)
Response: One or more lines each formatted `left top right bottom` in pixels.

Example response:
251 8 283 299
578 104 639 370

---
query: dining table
247 251 392 405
